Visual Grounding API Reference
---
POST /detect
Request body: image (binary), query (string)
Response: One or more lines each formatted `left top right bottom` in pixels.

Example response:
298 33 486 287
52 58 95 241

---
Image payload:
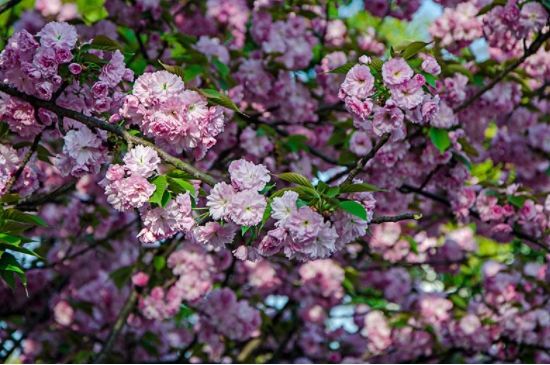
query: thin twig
454 29 550 114
15 181 76 211
341 133 391 185
370 213 419 224
5 132 42 193
399 183 549 253
0 0 21 15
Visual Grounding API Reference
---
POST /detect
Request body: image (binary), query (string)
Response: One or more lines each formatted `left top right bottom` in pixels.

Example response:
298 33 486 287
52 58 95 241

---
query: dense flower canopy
1 0 550 363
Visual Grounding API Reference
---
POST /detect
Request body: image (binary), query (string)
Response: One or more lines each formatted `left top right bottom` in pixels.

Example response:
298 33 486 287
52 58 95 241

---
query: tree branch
454 29 550 114
92 238 180 363
399 183 549 253
341 133 391 185
0 84 218 186
370 213 420 224
0 0 21 15
5 132 41 193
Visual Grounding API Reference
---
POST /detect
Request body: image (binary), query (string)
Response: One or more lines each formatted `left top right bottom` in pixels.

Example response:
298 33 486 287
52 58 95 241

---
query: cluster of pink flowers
257 188 375 261
364 0 421 21
120 71 225 159
483 2 548 54
206 159 269 230
139 243 216 320
251 13 317 71
199 288 261 341
100 145 159 212
339 55 445 140
429 1 483 52
56 126 108 178
0 22 75 100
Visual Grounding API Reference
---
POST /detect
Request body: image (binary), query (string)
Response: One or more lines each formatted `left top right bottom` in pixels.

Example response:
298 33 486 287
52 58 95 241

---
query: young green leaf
158 60 186 80
3 209 47 227
109 265 135 290
276 173 315 189
0 252 25 274
338 201 368 221
325 186 341 198
400 41 431 60
149 176 168 206
322 62 356 74
339 183 388 193
88 35 124 52
429 127 451 153
154 256 166 271
0 243 42 258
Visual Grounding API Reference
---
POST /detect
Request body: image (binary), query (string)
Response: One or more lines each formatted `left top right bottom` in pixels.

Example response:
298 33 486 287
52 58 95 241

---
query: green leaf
109 265 135 290
370 58 384 72
242 225 251 235
325 186 340 198
88 35 124 52
259 203 272 231
543 0 550 11
167 169 195 179
213 58 229 78
449 294 467 309
167 177 196 196
1 221 32 235
209 94 246 116
3 209 47 227
0 233 21 245
338 201 368 221
259 184 275 195
149 176 168 206
322 62 356 74
447 64 474 82
183 64 203 83
429 127 451 153
0 252 24 274
457 137 479 157
339 183 387 193
317 181 329 193
507 195 527 208
1 270 15 290
400 41 431 60
285 135 309 153
270 187 312 199
161 190 172 208
276 173 314 189
199 88 220 98
420 72 437 88
0 243 42 258
0 193 21 204
75 351 95 364
343 277 356 295
158 60 186 80
452 152 472 171
154 256 166 271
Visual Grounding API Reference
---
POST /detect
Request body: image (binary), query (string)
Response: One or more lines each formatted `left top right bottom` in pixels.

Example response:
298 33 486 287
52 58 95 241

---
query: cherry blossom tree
1 0 550 363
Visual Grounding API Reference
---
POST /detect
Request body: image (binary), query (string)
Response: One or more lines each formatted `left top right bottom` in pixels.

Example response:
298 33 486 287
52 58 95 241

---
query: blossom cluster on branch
2 0 550 363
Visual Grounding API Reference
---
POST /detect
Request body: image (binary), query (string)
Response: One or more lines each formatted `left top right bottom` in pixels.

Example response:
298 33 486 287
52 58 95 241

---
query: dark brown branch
454 29 550 114
399 183 549 253
0 0 21 15
15 181 76 211
0 84 217 186
92 238 180 363
342 133 391 185
5 132 41 193
370 213 420 224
